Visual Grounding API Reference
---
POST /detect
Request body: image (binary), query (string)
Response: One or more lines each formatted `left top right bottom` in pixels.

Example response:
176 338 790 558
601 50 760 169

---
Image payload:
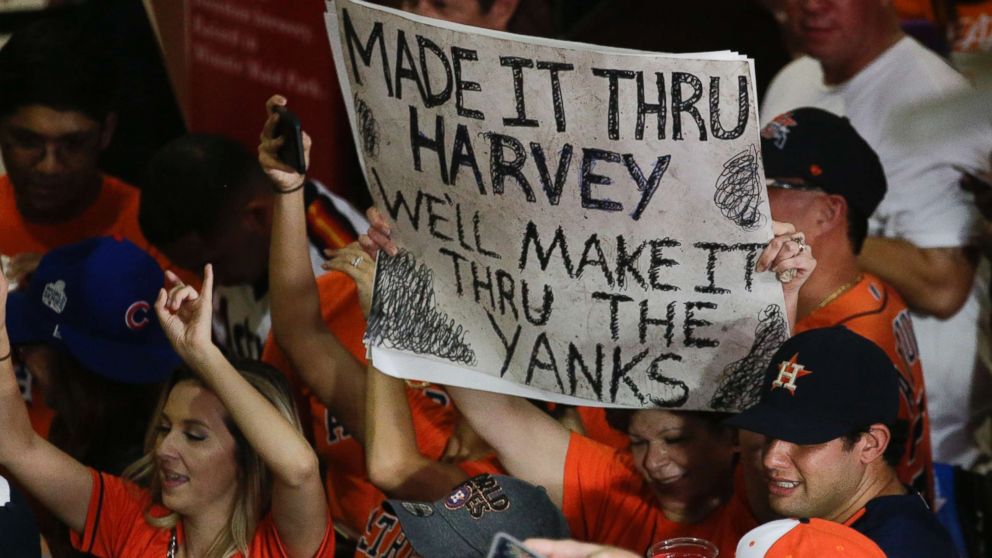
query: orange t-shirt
795 273 934 503
894 0 992 53
0 174 172 268
577 407 630 450
955 2 992 52
562 432 755 557
70 469 334 557
261 271 479 535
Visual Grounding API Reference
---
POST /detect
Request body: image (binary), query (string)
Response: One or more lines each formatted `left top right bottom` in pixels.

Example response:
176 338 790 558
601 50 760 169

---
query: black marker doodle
355 94 380 159
367 251 477 366
713 144 763 230
709 304 788 410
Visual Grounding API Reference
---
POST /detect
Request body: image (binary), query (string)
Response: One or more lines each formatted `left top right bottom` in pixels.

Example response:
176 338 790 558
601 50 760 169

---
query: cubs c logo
125 301 151 330
771 353 812 395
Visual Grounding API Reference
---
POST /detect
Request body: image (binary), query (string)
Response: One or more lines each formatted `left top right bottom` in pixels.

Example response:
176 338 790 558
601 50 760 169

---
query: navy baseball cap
6 237 180 384
384 474 571 557
725 327 899 445
760 108 887 218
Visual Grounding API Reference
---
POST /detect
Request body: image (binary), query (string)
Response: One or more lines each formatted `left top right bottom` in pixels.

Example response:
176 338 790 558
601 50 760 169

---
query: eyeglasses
765 178 825 193
1 126 102 161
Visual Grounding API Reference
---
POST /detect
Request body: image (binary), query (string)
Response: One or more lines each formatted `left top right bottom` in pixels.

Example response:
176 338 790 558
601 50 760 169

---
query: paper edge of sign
328 0 783 409
371 346 640 408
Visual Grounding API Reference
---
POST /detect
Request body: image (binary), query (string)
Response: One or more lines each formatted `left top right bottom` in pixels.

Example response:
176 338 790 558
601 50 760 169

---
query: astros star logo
771 353 813 395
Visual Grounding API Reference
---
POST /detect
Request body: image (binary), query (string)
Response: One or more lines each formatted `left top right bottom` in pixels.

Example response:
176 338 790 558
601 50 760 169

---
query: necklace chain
814 273 863 311
167 528 177 558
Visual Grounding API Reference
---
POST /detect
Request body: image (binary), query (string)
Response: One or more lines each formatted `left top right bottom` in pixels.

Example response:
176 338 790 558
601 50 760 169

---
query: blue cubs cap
6 237 180 384
761 107 887 218
725 326 899 445
384 474 571 557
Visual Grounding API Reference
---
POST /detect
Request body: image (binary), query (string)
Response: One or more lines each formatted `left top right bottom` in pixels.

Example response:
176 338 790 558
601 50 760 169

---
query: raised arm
0 261 92 533
858 239 975 319
327 245 473 500
156 265 327 558
351 219 572 506
260 94 367 440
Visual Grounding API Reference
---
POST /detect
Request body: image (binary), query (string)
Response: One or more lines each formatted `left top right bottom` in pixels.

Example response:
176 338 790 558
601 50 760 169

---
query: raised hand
258 94 312 192
323 242 375 317
358 206 399 258
154 264 215 362
756 221 816 298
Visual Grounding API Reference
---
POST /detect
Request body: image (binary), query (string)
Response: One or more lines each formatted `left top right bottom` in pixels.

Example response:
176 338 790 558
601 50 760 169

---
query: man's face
159 223 267 287
0 104 109 223
750 430 865 521
785 0 887 73
401 0 509 30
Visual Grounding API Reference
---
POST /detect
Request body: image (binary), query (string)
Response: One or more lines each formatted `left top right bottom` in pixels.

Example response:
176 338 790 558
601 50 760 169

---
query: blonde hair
123 359 303 558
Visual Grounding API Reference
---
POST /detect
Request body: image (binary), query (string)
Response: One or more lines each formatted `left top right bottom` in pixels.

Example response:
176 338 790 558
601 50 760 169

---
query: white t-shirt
213 181 368 360
762 37 992 467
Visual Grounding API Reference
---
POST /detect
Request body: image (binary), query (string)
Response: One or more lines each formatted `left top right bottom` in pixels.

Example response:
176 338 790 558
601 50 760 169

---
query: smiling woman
608 409 737 524
0 258 334 558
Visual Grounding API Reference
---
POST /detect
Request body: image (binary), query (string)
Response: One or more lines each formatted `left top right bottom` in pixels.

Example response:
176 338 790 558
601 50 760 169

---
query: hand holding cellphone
487 533 548 558
272 105 307 174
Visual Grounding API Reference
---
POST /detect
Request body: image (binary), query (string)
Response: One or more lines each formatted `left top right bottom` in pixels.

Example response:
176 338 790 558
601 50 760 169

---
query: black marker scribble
367 251 477 366
709 304 788 410
354 95 380 159
714 144 763 230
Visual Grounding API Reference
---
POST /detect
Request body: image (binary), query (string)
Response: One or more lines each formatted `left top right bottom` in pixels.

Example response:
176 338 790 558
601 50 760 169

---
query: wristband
272 181 305 194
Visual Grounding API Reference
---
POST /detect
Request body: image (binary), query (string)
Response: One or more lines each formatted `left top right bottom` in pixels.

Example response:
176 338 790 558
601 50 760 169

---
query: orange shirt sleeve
577 406 630 450
70 469 170 557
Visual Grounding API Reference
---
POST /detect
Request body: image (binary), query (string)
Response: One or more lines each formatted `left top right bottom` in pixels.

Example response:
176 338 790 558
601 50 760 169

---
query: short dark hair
0 17 118 121
605 408 733 434
140 134 268 245
841 419 907 468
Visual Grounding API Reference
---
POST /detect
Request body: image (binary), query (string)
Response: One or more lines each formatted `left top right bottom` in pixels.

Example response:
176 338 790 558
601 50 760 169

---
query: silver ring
351 256 363 267
777 269 797 283
792 236 806 253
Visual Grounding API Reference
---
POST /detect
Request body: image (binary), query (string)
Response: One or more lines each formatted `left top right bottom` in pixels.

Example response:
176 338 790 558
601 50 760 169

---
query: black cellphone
272 105 307 174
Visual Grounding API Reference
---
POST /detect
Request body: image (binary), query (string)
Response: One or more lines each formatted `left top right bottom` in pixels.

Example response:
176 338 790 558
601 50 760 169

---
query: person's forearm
0 326 34 464
859 237 976 318
0 325 93 532
268 190 368 436
269 189 327 353
446 385 569 507
365 366 468 499
187 344 318 486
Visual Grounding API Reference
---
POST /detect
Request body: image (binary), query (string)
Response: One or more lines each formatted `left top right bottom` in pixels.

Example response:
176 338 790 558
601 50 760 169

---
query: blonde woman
0 260 332 557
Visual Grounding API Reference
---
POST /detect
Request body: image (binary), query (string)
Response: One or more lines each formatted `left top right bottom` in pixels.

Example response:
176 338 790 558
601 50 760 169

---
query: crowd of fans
1 1 991 557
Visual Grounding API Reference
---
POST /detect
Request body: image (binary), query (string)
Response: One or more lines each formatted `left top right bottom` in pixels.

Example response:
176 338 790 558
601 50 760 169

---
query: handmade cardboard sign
325 0 786 409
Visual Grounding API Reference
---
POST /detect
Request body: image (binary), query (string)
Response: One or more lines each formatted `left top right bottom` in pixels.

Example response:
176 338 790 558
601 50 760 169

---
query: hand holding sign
324 242 376 317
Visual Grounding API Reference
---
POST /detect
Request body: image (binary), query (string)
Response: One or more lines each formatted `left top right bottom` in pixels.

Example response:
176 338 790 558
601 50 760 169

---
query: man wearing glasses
742 108 934 522
0 18 171 281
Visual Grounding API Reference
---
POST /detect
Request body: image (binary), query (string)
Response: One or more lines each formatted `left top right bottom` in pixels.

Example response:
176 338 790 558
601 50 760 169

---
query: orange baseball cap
736 518 886 557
